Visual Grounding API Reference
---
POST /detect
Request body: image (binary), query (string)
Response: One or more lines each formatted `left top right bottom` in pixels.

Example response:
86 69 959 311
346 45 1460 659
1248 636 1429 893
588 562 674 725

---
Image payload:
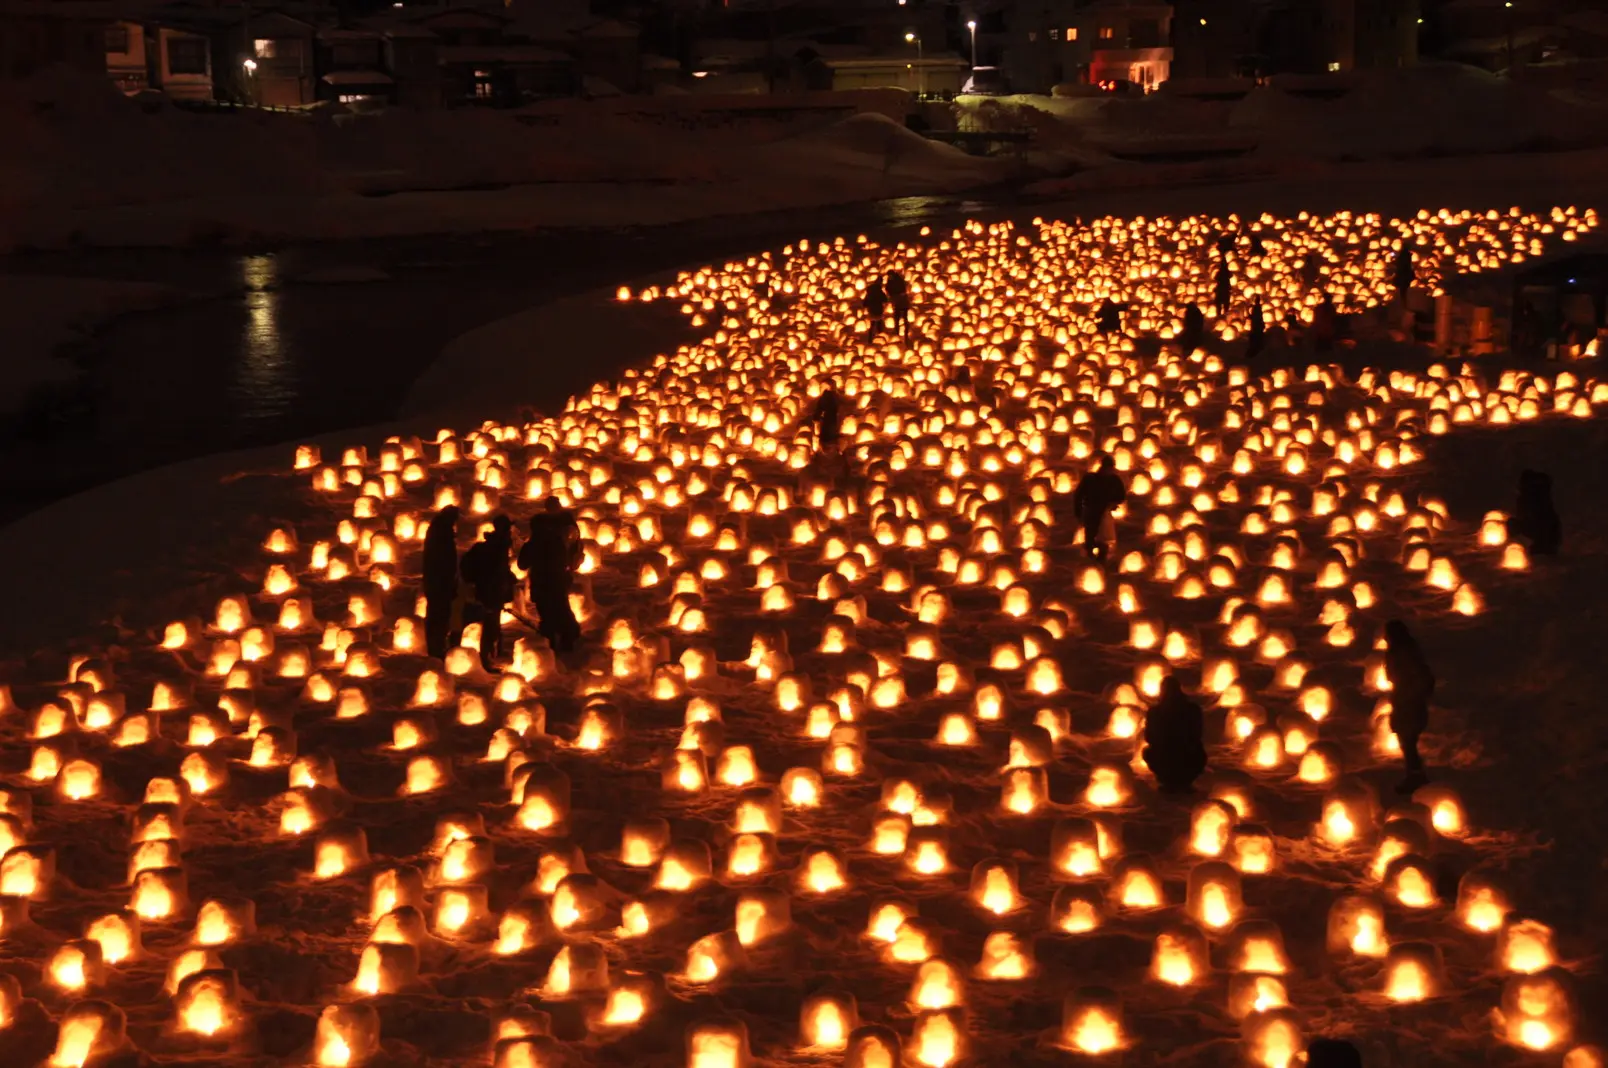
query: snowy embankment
0 274 181 415
0 68 1007 254
962 62 1608 178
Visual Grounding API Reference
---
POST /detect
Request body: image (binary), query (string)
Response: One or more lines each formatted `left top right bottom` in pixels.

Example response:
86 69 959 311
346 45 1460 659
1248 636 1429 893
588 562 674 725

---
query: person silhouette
1384 619 1435 793
885 270 911 336
1143 677 1207 793
1512 469 1561 555
460 515 514 670
864 276 888 330
1072 453 1126 561
520 498 582 654
813 385 842 453
422 504 461 659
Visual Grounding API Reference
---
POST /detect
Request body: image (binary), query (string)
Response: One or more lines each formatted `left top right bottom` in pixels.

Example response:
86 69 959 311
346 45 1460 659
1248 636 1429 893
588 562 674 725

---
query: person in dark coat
1214 261 1232 311
1393 242 1415 297
422 504 462 659
813 386 842 451
1143 677 1207 793
1512 469 1561 556
520 498 582 654
460 515 515 670
1306 1039 1363 1068
885 270 911 336
1180 302 1206 354
1384 619 1435 792
1311 293 1338 354
1214 231 1236 257
1072 454 1127 561
1096 299 1123 334
1246 302 1266 359
864 276 888 329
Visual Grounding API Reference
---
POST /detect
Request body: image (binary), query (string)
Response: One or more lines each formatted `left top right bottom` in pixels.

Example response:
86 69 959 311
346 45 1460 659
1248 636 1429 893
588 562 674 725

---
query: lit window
1050 28 1060 40
1099 26 1114 40
254 38 276 59
1328 61 1341 71
1067 27 1078 41
1028 30 1037 41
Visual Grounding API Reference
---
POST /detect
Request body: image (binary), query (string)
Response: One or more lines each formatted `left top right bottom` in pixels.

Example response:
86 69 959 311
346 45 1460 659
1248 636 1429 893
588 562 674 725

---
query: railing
168 97 306 115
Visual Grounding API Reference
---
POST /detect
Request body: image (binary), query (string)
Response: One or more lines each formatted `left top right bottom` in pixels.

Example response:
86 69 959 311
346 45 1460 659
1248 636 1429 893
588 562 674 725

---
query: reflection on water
231 255 296 425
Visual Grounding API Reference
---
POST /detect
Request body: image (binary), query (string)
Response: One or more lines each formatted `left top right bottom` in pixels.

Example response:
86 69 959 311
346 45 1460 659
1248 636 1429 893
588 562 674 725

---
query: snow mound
1234 62 1608 160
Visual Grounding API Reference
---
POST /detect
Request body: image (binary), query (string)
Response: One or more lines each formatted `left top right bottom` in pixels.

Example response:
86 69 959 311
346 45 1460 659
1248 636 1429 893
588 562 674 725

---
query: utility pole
766 0 778 94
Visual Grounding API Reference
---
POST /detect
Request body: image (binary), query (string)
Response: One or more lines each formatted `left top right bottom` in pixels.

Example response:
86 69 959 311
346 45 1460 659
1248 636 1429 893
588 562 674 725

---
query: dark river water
0 194 1009 527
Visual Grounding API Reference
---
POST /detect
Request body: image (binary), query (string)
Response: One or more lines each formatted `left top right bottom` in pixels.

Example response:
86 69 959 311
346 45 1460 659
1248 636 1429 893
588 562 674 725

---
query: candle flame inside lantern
1064 1005 1122 1054
911 1011 962 1067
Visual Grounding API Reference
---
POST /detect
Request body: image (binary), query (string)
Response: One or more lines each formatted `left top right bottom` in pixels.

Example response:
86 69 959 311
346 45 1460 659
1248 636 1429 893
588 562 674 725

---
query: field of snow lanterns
1 205 1605 1068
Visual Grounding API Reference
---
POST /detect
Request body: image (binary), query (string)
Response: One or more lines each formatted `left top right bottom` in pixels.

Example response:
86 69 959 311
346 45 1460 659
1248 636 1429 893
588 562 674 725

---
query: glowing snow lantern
1186 862 1243 931
1498 918 1557 974
1228 921 1290 974
1051 818 1104 878
1150 925 1209 987
1230 824 1276 874
734 888 790 947
352 942 419 996
514 766 569 831
1189 800 1236 856
131 867 186 921
1497 969 1575 1052
51 941 104 992
1317 784 1374 848
1061 988 1124 1054
1000 767 1046 814
1325 894 1388 958
56 759 102 801
175 968 240 1038
686 1019 750 1068
49 1001 126 1068
800 991 858 1050
909 1008 964 1068
975 930 1033 980
657 839 713 891
194 898 255 946
85 911 140 964
685 931 745 985
1085 764 1132 807
1413 783 1468 837
1383 941 1444 1001
1110 855 1164 911
1050 884 1104 934
970 861 1020 915
1242 1008 1304 1068
368 866 425 924
315 1003 379 1067
1384 854 1438 908
1229 974 1289 1020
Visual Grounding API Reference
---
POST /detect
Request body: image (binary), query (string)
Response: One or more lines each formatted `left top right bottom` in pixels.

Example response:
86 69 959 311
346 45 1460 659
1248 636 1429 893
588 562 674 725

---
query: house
318 26 393 105
372 19 441 109
244 10 317 107
806 53 971 93
0 0 110 81
1172 0 1416 78
1005 0 1172 93
409 6 574 104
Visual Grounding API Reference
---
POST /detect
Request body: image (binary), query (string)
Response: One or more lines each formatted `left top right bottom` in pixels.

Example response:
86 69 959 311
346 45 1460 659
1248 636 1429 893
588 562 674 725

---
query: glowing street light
905 31 924 95
967 20 978 69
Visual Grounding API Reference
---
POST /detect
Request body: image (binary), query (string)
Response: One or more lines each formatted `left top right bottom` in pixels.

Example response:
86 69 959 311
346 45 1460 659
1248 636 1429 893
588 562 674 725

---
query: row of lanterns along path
0 205 1602 1068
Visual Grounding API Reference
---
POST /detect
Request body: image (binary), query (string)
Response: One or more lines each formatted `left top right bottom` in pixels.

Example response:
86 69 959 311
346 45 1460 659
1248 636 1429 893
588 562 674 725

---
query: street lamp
905 31 924 96
967 20 978 69
243 57 257 73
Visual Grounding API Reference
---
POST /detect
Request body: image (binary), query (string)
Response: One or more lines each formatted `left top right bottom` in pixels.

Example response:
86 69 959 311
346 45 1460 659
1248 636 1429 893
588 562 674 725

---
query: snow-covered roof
321 69 393 84
438 44 571 64
1560 10 1608 39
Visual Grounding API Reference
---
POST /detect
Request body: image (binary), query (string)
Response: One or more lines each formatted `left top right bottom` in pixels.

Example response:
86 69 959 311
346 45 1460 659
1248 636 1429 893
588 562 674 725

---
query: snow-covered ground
0 68 1008 253
959 62 1608 171
0 193 1605 1068
0 273 182 415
